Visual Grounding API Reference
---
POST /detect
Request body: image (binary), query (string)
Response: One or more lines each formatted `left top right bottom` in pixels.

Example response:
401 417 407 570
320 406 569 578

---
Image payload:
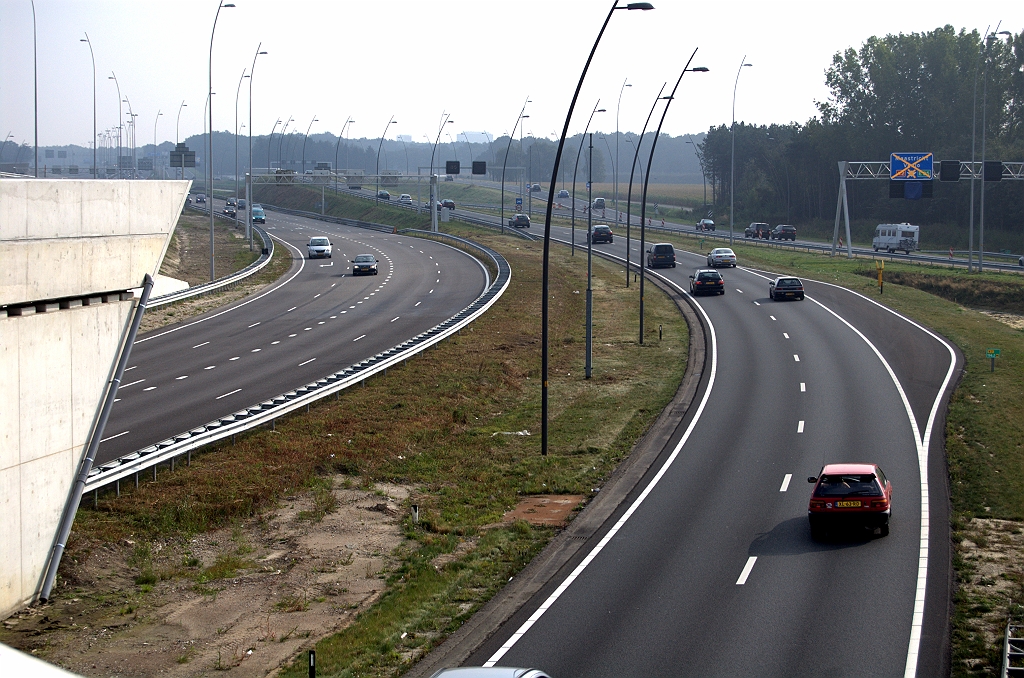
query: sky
1 0 1021 152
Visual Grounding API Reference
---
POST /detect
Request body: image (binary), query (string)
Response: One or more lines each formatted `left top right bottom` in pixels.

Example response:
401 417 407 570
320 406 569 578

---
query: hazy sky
1 0 1020 151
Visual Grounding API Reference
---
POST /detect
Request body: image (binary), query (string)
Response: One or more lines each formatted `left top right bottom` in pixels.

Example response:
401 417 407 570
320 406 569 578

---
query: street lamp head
690 66 710 72
624 2 655 9
222 2 235 6
258 51 267 55
597 108 607 112
743 63 753 67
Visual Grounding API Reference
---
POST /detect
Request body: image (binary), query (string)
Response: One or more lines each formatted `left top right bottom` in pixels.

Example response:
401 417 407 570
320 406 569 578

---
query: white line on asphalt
797 420 805 433
143 386 156 391
215 389 241 400
125 365 136 371
122 379 145 388
736 289 743 293
286 306 297 312
248 322 260 328
331 283 336 287
298 358 316 366
736 557 757 585
251 348 261 352
318 321 325 325
100 430 130 443
349 305 355 309
230 357 240 361
113 398 120 403
289 333 297 337
780 474 792 492
793 354 800 362
353 334 366 341
176 375 188 380
800 382 806 392
192 342 210 349
391 317 400 322
330 315 337 319
783 333 789 339
415 301 421 306
314 294 320 299
271 341 280 345
429 289 434 293
205 366 215 370
304 327 312 330
753 301 760 306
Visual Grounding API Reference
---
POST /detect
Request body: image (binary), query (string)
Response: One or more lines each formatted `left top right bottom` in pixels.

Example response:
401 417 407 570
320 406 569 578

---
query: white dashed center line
780 474 793 491
736 557 757 585
251 348 261 352
318 321 325 325
230 356 240 361
143 386 156 391
192 341 210 349
175 375 188 380
125 365 136 371
271 341 280 345
314 294 320 299
298 358 316 366
286 306 297 312
429 289 434 294
783 333 790 339
793 354 800 362
100 430 130 443
391 316 400 322
753 301 760 306
216 389 241 400
770 315 777 321
289 333 297 337
353 334 366 342
205 365 215 370
736 289 743 293
800 382 806 392
797 420 805 433
415 301 421 307
248 322 260 328
122 379 145 388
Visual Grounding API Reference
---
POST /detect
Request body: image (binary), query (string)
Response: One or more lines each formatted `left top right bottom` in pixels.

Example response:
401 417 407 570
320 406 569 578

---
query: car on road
696 218 715 232
307 236 332 259
771 224 797 241
377 190 391 200
769 276 804 300
531 183 541 192
351 253 379 276
707 247 737 267
807 463 891 539
441 199 456 209
226 198 237 207
589 225 613 244
557 189 570 199
251 206 266 224
185 195 192 205
237 199 247 210
196 194 207 204
592 197 606 210
689 268 725 295
646 242 676 268
222 206 236 217
398 193 413 205
745 222 770 239
508 213 531 229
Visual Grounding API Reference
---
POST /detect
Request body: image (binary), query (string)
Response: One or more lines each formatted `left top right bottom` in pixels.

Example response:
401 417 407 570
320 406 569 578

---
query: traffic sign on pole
890 152 933 180
515 197 523 208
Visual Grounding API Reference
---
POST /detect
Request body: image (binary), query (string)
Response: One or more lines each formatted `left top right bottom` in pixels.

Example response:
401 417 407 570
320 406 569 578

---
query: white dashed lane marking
391 317 400 322
770 315 776 321
793 354 800 362
248 322 260 328
216 389 241 400
192 342 210 349
125 365 136 371
298 358 316 366
800 382 806 392
175 375 188 380
230 356 240 361
780 474 792 492
287 306 297 312
415 301 421 307
122 379 145 388
143 386 156 391
797 421 805 433
353 335 366 342
783 333 790 339
100 430 130 443
736 557 757 585
205 366 215 370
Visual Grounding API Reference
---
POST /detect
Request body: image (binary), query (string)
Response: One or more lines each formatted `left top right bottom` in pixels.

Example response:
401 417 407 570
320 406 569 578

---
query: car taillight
810 500 825 509
871 500 888 508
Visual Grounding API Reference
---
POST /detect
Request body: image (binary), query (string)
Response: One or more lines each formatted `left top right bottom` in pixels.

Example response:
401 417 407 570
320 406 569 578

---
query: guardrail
1006 622 1024 677
151 209 275 308
83 224 511 495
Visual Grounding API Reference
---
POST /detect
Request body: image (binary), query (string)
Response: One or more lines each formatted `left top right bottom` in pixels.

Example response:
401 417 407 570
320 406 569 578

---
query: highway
96 200 487 466
424 207 961 676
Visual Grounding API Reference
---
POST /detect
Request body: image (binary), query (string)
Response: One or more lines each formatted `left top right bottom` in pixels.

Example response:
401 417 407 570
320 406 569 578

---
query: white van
873 223 919 254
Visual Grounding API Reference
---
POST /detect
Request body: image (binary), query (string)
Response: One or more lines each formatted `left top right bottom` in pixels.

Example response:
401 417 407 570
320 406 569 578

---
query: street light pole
540 0 654 457
979 28 1010 274
625 84 666 288
278 116 292 169
248 45 267 249
571 102 605 256
234 69 249 227
615 78 630 225
501 97 530 235
730 55 753 246
302 114 318 177
586 132 595 379
32 0 38 177
376 115 396 205
639 52 705 344
267 118 281 173
176 100 187 180
109 73 123 179
686 136 706 210
334 116 353 193
430 113 454 229
153 110 162 177
81 34 97 178
208 0 236 281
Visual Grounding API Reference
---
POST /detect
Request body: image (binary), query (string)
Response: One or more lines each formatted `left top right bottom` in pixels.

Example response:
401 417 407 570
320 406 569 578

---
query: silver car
707 247 737 267
307 237 332 259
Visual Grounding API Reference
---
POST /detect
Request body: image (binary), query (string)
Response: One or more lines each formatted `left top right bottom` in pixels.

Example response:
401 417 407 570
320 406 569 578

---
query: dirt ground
978 309 1024 331
1 479 410 677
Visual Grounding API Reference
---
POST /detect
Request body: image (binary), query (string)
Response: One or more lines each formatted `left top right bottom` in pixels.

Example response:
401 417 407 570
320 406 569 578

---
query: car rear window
777 278 802 287
355 255 375 263
653 245 674 254
697 272 721 281
814 475 882 497
310 238 329 246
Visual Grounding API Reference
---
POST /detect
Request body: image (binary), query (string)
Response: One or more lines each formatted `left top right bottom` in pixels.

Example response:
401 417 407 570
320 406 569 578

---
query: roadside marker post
876 260 884 294
987 348 1000 372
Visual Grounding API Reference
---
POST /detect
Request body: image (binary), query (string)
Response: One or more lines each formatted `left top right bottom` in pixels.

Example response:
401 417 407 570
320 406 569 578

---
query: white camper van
873 223 919 254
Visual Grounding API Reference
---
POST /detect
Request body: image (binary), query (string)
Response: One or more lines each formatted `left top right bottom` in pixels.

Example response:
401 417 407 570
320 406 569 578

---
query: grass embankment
645 230 1024 675
70 221 689 676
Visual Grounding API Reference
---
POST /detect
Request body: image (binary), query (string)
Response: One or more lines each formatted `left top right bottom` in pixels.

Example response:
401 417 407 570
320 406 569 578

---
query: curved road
435 215 960 676
97 203 487 466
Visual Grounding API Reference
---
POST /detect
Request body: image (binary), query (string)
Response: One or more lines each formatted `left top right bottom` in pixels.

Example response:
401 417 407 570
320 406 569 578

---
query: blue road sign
891 152 933 180
516 197 523 207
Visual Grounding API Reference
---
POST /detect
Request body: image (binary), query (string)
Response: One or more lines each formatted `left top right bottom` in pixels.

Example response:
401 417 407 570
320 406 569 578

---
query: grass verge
68 221 689 677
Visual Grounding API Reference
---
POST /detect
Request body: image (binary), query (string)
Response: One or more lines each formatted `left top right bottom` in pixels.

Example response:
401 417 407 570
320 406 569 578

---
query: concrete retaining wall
0 179 187 619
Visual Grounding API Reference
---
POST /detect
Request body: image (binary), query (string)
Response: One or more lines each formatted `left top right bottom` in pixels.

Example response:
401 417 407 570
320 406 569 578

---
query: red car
807 463 891 539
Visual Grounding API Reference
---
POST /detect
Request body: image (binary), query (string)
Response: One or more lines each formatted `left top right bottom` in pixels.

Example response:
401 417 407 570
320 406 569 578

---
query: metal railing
1006 622 1024 677
83 225 510 495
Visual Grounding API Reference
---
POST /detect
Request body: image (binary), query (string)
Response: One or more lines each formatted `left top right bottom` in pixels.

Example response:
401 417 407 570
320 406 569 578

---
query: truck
872 223 919 254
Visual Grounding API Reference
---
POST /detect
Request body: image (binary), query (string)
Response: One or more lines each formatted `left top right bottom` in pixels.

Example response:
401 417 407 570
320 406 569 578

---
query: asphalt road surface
445 216 960 676
97 202 487 466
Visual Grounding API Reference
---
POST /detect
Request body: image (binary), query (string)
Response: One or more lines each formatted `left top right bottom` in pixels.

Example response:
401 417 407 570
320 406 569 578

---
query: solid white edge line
485 270 719 667
215 388 241 400
121 379 145 388
298 358 316 366
780 474 792 492
100 430 130 443
736 556 757 585
138 235 306 343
